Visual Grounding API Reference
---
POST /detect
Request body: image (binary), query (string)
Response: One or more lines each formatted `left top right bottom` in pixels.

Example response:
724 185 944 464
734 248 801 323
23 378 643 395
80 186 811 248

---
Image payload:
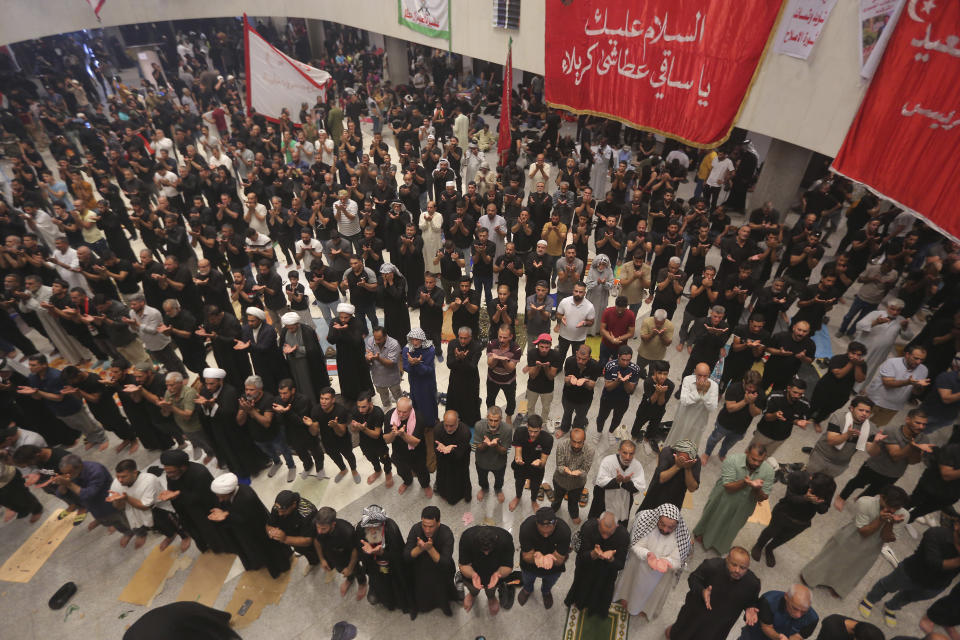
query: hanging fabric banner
772 0 839 59
859 0 906 78
497 39 513 166
544 0 786 147
833 0 960 241
398 0 451 40
244 17 332 123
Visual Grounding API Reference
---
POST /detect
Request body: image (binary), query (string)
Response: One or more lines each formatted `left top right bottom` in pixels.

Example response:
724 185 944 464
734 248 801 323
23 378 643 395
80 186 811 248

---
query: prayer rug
0 509 74 583
562 602 630 640
224 558 296 629
748 499 772 526
118 543 183 605
176 552 237 606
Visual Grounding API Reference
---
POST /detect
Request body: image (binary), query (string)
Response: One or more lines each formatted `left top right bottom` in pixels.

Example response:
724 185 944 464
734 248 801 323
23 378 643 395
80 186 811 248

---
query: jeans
315 299 340 326
487 379 517 416
473 271 494 309
255 433 296 468
476 465 506 492
596 397 630 433
865 565 945 611
703 420 746 458
521 569 561 595
560 399 591 431
838 296 879 335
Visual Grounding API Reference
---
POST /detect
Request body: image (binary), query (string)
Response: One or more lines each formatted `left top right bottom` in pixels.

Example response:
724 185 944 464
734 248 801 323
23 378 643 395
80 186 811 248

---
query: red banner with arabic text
833 0 960 240
544 0 785 147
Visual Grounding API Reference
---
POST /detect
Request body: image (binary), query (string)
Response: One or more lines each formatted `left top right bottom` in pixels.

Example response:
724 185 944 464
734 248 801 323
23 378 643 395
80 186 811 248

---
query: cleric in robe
209 472 293 578
563 511 629 617
433 410 472 505
356 504 414 617
196 367 266 480
159 449 233 554
402 505 460 616
588 440 646 526
614 503 691 620
122 601 241 640
238 306 289 391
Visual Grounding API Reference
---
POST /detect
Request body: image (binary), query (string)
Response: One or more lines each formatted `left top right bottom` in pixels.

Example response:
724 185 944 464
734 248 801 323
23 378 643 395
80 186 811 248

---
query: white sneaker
315 469 328 480
267 462 283 478
881 544 899 567
300 469 312 480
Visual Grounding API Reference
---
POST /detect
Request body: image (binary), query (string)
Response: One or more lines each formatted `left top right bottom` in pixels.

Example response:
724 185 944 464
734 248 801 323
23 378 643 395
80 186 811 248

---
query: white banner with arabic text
773 0 839 59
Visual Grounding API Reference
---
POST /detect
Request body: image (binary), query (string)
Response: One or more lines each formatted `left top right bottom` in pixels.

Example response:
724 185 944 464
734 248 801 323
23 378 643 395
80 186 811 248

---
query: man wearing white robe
419 200 444 266
664 363 719 449
589 440 646 526
614 503 690 619
854 298 912 392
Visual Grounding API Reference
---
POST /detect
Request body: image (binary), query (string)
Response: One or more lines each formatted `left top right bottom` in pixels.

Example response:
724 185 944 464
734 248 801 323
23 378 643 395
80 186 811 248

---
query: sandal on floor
537 484 546 502
72 513 87 526
542 483 555 502
579 489 589 508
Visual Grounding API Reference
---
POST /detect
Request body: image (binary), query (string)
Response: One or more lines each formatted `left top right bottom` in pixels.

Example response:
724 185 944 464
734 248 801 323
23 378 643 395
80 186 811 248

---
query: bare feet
97 441 109 452
340 578 351 597
833 497 845 512
159 537 173 551
572 517 582 524
676 342 685 352
554 429 566 439
367 471 382 485
83 441 95 450
87 520 101 531
497 492 505 503
477 489 486 501
508 497 520 511
115 440 130 453
29 511 42 524
699 454 709 467
356 583 367 601
665 624 673 639
398 483 409 495
947 626 960 640
814 423 823 433
531 500 539 512
384 473 394 488
424 487 434 499
120 534 133 547
180 537 192 552
463 592 474 612
134 535 147 549
920 617 935 634
128 441 140 454
203 455 214 465
488 596 500 615
3 509 16 523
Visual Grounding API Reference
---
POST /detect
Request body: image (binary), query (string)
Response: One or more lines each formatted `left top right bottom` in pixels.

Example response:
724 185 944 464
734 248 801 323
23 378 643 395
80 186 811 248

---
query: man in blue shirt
740 585 818 640
52 454 132 542
596 345 642 441
21 354 107 450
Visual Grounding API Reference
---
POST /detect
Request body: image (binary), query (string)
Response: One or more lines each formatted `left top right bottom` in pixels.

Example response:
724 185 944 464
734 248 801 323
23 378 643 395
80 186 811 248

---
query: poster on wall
544 0 785 147
859 0 906 78
772 0 838 59
398 0 451 40
833 0 960 241
244 18 332 123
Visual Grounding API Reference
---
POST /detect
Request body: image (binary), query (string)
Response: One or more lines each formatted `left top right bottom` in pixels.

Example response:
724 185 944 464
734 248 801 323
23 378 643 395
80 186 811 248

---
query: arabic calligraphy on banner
398 0 450 40
773 0 838 59
544 0 785 147
834 0 960 240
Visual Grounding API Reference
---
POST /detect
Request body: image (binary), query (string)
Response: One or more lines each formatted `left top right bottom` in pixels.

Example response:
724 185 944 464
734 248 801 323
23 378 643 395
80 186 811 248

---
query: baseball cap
535 507 557 525
534 333 553 345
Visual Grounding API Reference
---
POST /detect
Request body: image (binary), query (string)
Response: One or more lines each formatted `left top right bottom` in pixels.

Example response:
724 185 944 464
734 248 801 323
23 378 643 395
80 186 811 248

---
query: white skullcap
337 303 355 315
202 368 227 379
281 312 301 326
210 473 238 495
245 307 266 321
445 180 455 187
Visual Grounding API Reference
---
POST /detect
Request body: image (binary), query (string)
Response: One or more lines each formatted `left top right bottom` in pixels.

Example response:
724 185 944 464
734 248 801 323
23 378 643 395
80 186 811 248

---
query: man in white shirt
207 145 233 172
703 149 734 210
244 192 269 236
555 282 596 361
333 190 361 248
111 459 188 550
152 129 175 159
664 363 720 449
128 293 186 375
295 229 325 271
477 203 508 258
527 153 554 198
153 164 182 209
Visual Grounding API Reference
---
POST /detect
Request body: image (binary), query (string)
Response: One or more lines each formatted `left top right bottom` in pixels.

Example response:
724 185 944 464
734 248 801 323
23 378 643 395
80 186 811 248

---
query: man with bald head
433 410 472 505
741 584 818 640
564 511 629 617
667 547 761 640
763 320 816 393
664 362 719 449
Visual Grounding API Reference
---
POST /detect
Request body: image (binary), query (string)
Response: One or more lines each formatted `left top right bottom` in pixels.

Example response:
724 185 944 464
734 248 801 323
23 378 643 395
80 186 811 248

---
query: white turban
245 307 266 321
281 312 301 326
210 473 238 494
202 368 227 379
337 303 355 316
445 180 455 187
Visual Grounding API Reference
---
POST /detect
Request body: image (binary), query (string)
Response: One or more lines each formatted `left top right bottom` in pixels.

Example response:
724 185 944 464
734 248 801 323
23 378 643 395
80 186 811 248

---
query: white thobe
664 375 719 449
109 472 173 530
419 211 444 266
613 529 682 618
595 454 646 523
854 310 913 391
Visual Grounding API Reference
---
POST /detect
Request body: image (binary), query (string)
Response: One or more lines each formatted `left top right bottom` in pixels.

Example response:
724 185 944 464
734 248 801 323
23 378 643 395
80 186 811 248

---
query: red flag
497 38 513 167
832 0 960 241
86 0 105 21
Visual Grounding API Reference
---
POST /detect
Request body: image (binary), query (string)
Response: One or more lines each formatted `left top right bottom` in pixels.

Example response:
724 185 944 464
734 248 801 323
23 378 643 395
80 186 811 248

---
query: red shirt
600 307 636 349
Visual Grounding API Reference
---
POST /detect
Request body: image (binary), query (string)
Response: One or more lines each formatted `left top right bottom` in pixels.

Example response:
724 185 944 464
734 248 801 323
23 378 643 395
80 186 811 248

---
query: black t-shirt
759 392 811 441
638 377 675 413
352 406 387 456
310 403 351 444
512 427 554 463
458 525 515 581
716 381 766 434
765 332 816 379
245 391 279 442
495 254 524 292
684 273 714 318
526 348 563 394
816 354 865 396
518 516 571 575
450 289 481 333
310 266 342 304
315 518 358 565
562 356 603 405
471 240 496 277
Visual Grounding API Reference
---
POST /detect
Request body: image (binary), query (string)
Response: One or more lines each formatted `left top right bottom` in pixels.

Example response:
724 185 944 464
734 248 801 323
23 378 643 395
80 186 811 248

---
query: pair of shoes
300 469 312 479
882 607 897 628
267 462 283 478
764 548 776 568
858 598 875 618
750 543 763 562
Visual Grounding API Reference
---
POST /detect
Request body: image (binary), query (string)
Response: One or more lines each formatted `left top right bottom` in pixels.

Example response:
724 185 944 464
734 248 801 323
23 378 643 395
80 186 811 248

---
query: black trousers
359 443 392 474
551 485 584 519
754 514 810 552
393 451 430 488
513 462 545 501
908 485 957 522
322 436 357 471
291 435 325 473
0 470 42 517
633 406 668 441
596 397 629 433
839 464 898 501
486 379 517 416
560 399 591 431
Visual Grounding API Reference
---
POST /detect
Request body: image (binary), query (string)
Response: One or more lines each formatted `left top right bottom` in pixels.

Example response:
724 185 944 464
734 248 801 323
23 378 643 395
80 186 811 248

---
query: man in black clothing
383 397 432 496
350 391 392 487
411 273 445 355
632 360 676 446
720 263 756 329
758 378 812 455
517 507 571 609
751 470 835 568
510 414 553 512
679 305 730 383
762 321 815 393
720 315 771 393
793 273 840 334
751 279 792 334
267 490 319 566
558 345 603 438
313 506 366 598
458 525 515 615
304 388 360 484
403 505 459 616
273 379 324 480
448 276 481 337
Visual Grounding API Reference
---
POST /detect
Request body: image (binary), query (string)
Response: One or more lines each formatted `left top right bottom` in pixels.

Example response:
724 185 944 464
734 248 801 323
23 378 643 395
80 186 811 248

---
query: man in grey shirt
472 406 513 502
550 426 594 524
525 280 553 341
364 327 402 409
555 245 584 302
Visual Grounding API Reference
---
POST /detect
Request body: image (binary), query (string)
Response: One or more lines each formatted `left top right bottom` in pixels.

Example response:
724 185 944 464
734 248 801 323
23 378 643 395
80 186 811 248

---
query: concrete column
383 35 409 85
306 19 327 59
461 55 473 75
367 32 385 50
269 17 288 38
747 138 813 217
